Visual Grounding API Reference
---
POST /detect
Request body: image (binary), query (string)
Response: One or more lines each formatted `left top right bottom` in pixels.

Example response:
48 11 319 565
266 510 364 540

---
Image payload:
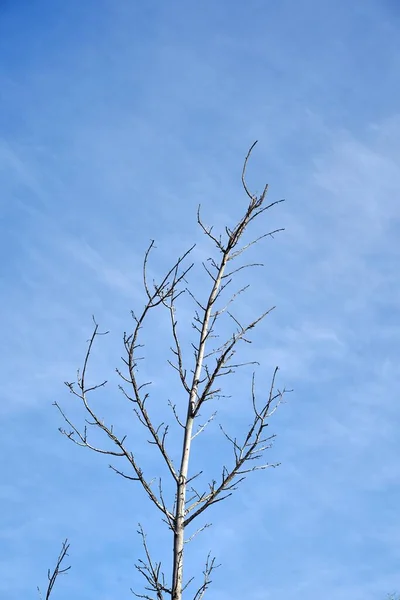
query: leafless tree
53 142 289 600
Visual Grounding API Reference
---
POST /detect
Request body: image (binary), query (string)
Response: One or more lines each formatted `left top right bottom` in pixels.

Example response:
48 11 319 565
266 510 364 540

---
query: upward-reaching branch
171 142 285 600
37 540 70 600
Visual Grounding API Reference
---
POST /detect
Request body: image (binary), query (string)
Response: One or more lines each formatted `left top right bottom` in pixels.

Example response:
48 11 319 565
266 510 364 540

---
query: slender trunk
171 254 229 600
171 416 194 600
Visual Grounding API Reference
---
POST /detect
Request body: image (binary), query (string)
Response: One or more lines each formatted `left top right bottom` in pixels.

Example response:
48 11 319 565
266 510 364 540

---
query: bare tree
53 142 289 600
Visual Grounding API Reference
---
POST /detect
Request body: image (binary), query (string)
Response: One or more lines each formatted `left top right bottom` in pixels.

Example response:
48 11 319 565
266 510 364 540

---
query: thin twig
37 540 70 600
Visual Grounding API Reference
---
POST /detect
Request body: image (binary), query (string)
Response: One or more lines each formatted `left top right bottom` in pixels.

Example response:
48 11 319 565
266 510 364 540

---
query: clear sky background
1 1 400 599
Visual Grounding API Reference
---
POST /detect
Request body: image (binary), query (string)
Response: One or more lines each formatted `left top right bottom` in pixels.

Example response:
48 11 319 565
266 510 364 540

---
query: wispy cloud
1 1 400 599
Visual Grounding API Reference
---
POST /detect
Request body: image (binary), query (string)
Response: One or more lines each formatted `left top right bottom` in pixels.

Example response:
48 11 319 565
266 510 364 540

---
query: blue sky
1 1 400 599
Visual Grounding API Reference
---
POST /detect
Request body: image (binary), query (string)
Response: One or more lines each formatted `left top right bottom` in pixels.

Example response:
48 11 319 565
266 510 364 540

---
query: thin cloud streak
1 1 399 599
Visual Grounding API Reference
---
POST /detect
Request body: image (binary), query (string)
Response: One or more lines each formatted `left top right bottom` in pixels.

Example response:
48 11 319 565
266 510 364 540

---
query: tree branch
37 540 70 600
